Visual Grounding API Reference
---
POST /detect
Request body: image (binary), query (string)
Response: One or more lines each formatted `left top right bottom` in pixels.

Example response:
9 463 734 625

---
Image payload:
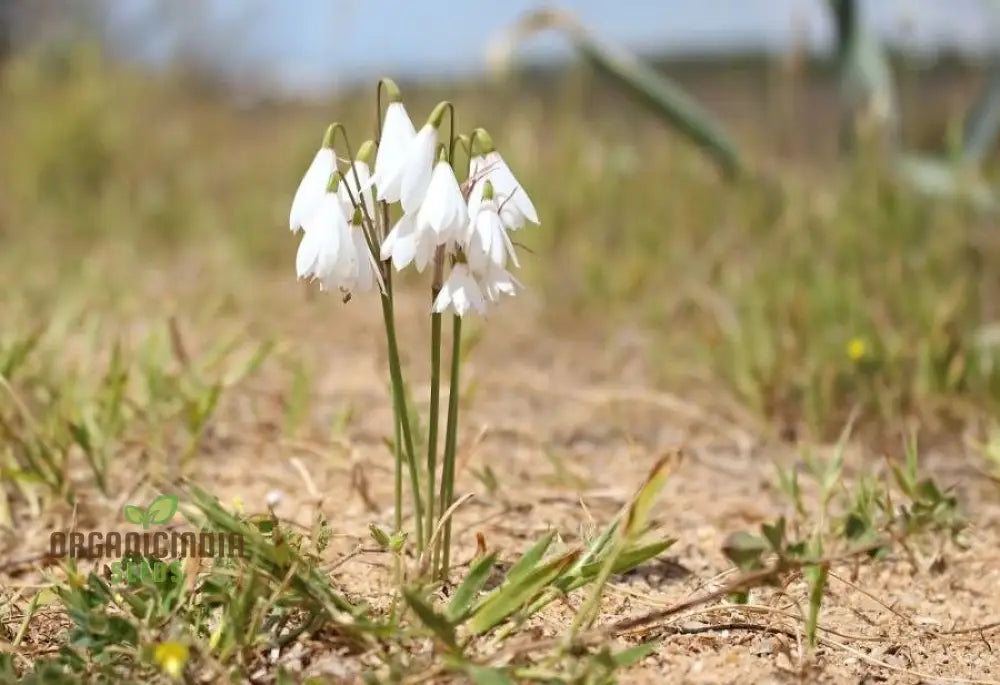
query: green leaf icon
145 494 179 527
123 505 145 525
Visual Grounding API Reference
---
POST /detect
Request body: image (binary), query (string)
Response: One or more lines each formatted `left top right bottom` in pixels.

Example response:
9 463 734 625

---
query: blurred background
3 0 1000 443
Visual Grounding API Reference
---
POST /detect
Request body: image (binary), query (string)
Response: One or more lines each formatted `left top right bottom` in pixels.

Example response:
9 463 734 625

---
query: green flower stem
426 312 442 547
393 401 403 535
438 314 463 579
425 249 447 551
380 292 424 553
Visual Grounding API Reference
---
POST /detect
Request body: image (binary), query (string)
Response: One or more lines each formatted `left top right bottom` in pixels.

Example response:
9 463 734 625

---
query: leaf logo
123 494 179 529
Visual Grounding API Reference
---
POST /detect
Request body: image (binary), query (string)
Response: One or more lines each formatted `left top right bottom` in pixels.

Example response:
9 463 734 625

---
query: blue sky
104 0 1000 95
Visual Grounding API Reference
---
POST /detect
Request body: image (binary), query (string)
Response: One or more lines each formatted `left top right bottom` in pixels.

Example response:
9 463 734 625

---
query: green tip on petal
427 101 449 129
471 128 496 156
321 123 337 149
481 180 495 201
351 207 363 224
357 140 376 165
435 144 449 163
380 78 403 103
325 172 340 193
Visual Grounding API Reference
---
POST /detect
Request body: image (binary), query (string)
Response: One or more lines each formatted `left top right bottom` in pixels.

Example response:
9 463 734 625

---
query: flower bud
381 77 403 104
356 139 376 166
471 127 496 156
427 101 449 129
321 123 337 149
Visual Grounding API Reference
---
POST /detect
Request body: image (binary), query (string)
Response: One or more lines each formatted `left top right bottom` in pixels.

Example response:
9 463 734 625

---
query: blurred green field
2 42 1000 445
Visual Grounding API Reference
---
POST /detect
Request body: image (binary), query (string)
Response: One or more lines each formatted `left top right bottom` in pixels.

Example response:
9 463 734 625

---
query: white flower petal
432 278 454 313
418 161 468 245
498 195 528 230
295 228 322 278
500 223 520 269
480 265 522 302
383 214 417 270
372 103 416 203
306 194 352 282
400 126 436 214
289 148 335 232
435 265 486 317
413 230 435 273
486 152 538 223
466 178 485 225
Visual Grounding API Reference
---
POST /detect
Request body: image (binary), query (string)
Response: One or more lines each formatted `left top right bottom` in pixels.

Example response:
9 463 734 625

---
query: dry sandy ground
4 273 1000 683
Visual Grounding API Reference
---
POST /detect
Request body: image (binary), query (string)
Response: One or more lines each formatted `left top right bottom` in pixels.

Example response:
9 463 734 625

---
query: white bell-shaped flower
334 210 383 295
478 263 522 303
465 181 519 272
373 101 448 214
399 124 437 214
296 191 352 284
289 125 336 233
370 101 416 204
416 155 468 246
432 263 486 317
381 213 437 273
467 129 538 230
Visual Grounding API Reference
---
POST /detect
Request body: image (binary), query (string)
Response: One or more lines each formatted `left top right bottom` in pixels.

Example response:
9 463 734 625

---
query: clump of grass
722 427 965 649
0 304 271 511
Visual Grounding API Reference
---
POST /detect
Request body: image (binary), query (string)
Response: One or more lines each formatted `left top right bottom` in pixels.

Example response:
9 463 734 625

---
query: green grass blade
447 552 497 622
504 530 555 587
569 513 621 574
624 453 675 539
402 589 458 652
573 539 674 586
468 549 579 635
490 9 742 178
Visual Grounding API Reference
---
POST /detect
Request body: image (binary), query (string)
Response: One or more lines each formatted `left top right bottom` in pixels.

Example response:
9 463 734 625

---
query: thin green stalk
393 406 403 534
426 311 442 547
438 314 463 579
380 292 424 553
425 249 447 551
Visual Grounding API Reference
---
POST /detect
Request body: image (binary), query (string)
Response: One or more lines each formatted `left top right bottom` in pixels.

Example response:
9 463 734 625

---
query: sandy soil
4 275 999 683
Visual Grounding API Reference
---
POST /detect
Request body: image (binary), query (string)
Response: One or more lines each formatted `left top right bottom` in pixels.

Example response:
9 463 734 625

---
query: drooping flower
399 122 437 214
478 263 522 303
381 213 437 273
432 263 486 317
338 140 376 219
296 190 351 285
289 124 336 232
416 149 468 246
338 209 384 294
465 180 519 272
370 100 416 204
467 128 538 230
372 101 448 214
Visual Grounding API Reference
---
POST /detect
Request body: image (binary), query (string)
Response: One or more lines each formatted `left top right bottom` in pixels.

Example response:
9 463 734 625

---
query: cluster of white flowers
288 90 537 317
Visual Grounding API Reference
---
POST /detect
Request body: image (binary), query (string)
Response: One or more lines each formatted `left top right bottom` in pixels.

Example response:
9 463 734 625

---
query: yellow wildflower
846 337 868 362
154 641 189 680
